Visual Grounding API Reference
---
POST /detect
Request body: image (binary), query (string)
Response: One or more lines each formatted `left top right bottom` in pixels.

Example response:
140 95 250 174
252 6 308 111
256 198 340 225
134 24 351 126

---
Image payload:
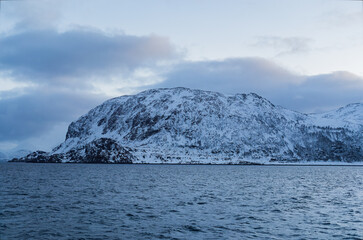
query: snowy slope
311 103 363 129
15 88 363 164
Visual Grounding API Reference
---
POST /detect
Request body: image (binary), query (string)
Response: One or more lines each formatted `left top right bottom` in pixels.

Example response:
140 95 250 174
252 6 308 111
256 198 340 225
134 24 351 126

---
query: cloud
0 25 180 151
293 71 363 112
153 58 301 95
253 36 313 56
0 87 105 142
0 28 178 86
153 58 363 113
155 58 302 90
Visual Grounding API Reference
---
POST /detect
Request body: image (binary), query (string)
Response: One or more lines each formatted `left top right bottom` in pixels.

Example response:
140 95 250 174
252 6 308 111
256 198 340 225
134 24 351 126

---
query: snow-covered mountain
12 88 363 164
311 103 363 129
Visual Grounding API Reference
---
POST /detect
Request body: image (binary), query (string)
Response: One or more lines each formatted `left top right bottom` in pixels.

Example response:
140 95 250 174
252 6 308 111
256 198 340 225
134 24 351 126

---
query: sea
0 163 362 240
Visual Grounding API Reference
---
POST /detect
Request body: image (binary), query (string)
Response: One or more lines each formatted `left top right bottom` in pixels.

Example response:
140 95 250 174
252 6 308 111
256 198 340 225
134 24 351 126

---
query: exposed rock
10 151 50 163
11 138 134 164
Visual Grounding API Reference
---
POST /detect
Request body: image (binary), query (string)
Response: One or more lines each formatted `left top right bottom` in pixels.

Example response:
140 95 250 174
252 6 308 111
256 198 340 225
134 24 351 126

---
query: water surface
1 163 362 239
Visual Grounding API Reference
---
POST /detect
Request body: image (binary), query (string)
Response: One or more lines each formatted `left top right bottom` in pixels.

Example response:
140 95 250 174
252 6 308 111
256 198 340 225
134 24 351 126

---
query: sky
0 0 362 152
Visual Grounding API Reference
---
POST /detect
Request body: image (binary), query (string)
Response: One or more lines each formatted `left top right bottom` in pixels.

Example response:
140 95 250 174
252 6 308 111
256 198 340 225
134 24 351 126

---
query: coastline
5 161 363 166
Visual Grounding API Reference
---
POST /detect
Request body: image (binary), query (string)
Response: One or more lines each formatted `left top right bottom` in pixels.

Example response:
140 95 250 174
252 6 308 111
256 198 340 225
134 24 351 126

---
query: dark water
0 163 362 240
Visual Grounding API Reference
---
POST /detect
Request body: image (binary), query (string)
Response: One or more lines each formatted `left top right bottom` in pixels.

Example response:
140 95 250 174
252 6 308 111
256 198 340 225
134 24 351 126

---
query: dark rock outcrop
11 138 134 164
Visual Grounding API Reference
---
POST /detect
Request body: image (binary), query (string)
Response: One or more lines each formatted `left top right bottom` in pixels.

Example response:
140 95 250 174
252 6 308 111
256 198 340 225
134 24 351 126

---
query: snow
47 87 363 164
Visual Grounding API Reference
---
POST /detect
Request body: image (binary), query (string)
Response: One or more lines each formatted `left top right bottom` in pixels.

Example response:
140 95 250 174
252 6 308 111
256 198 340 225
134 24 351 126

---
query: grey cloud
0 27 179 150
0 28 178 84
153 58 363 113
0 88 106 141
155 58 302 92
291 72 363 112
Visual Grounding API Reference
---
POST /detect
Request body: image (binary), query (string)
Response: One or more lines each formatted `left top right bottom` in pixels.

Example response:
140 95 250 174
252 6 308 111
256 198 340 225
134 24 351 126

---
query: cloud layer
0 88 104 142
0 28 177 84
0 28 178 150
155 58 363 113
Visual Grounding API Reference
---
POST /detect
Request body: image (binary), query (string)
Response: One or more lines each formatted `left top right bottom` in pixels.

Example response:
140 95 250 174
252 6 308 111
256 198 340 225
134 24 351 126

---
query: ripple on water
1 164 362 240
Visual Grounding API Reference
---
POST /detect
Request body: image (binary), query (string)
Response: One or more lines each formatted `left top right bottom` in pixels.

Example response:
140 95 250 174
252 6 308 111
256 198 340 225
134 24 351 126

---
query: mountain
312 103 363 128
12 88 363 164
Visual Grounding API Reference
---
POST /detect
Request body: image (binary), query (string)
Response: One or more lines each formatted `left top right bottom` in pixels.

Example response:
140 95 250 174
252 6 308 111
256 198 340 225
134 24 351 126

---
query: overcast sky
0 0 362 152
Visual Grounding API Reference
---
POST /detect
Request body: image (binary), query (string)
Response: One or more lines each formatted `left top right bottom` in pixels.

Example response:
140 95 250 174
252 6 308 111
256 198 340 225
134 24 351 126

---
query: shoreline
4 161 363 166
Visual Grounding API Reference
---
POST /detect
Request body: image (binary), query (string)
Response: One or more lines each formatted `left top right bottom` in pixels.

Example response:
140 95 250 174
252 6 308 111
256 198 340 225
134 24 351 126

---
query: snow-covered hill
12 88 363 164
311 103 363 129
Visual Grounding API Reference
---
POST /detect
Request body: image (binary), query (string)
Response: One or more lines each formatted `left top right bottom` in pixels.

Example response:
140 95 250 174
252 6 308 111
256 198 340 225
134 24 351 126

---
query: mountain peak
314 102 363 127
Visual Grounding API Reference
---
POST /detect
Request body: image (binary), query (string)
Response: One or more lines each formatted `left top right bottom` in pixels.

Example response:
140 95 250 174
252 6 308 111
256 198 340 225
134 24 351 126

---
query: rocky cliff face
12 88 363 164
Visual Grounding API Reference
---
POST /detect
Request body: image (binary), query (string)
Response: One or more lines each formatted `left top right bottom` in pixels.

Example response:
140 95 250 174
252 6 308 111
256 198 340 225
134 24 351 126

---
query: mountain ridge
11 87 363 164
